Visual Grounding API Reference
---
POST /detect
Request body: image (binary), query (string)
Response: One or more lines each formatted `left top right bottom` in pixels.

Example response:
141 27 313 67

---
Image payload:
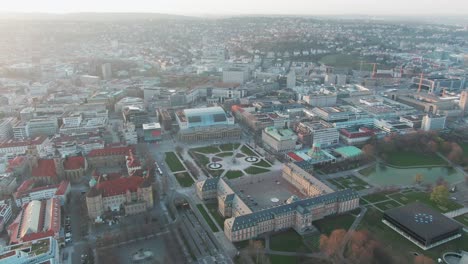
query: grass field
165 152 185 172
192 146 220 154
254 159 272 168
241 145 257 157
244 166 270 175
359 165 376 176
225 170 244 179
270 230 307 252
461 143 468 157
196 204 218 232
174 172 194 187
384 150 446 167
330 176 369 191
314 213 356 235
358 208 468 261
319 54 372 70
219 143 241 152
205 203 225 230
216 152 234 157
374 200 402 211
362 192 392 203
208 169 224 177
388 191 462 213
454 213 468 226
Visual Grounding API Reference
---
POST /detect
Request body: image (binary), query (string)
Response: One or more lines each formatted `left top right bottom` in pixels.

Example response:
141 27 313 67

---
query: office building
295 121 339 147
286 71 296 88
0 201 12 232
262 127 297 153
0 237 60 263
101 63 112 80
27 118 58 137
222 67 249 84
122 106 149 128
143 122 162 142
176 106 241 142
0 118 14 142
421 114 446 131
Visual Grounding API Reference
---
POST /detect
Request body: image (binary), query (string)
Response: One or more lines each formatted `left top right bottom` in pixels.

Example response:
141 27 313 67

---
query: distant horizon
0 0 467 17
1 11 468 18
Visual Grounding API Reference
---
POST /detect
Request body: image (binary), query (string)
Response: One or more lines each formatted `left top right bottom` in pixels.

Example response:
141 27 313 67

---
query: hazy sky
1 0 467 15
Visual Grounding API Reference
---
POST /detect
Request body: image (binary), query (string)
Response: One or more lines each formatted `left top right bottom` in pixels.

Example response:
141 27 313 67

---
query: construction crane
359 62 380 79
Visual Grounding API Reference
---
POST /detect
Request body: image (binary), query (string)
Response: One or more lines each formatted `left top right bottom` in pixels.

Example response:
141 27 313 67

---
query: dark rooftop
383 202 462 241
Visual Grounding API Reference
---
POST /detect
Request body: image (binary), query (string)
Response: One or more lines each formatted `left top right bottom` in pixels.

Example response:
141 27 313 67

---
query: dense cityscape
0 11 467 264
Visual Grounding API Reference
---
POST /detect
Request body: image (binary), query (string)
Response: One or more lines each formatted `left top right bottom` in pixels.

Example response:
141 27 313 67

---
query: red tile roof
340 128 374 139
16 179 35 194
96 176 145 197
287 152 304 162
22 230 55 242
0 136 47 148
63 156 86 170
87 146 134 157
55 181 70 196
31 159 57 178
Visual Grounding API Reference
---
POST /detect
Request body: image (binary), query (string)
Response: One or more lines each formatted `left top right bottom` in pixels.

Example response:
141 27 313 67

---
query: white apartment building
123 122 138 145
222 67 250 84
0 201 12 232
296 121 339 147
0 118 14 142
27 118 58 137
0 136 52 158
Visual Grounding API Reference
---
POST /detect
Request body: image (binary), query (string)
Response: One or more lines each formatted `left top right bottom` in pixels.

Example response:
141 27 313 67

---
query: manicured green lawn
389 191 462 213
384 150 446 167
460 142 468 156
192 152 211 166
205 203 225 230
270 230 307 252
314 213 356 235
374 200 402 211
241 145 257 157
244 166 270 175
225 170 244 179
362 192 392 203
219 143 241 152
174 172 194 187
208 169 224 177
454 213 468 226
319 54 370 70
216 152 234 157
333 176 369 191
269 255 299 264
165 152 185 172
254 159 272 168
192 146 220 154
358 208 468 261
359 165 376 176
196 204 218 232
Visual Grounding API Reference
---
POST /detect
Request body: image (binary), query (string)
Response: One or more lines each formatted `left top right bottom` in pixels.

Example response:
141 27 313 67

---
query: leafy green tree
430 185 449 206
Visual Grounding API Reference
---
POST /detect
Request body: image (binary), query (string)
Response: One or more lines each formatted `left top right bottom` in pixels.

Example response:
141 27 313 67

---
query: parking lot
229 171 305 211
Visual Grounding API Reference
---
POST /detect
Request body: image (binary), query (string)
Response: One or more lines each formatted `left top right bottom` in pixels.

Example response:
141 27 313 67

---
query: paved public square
229 170 306 211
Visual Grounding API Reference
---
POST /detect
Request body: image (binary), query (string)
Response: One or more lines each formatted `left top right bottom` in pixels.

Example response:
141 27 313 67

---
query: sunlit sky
0 0 467 15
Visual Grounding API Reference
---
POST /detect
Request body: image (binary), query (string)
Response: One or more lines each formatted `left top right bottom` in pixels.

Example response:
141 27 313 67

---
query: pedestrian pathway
444 207 468 218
